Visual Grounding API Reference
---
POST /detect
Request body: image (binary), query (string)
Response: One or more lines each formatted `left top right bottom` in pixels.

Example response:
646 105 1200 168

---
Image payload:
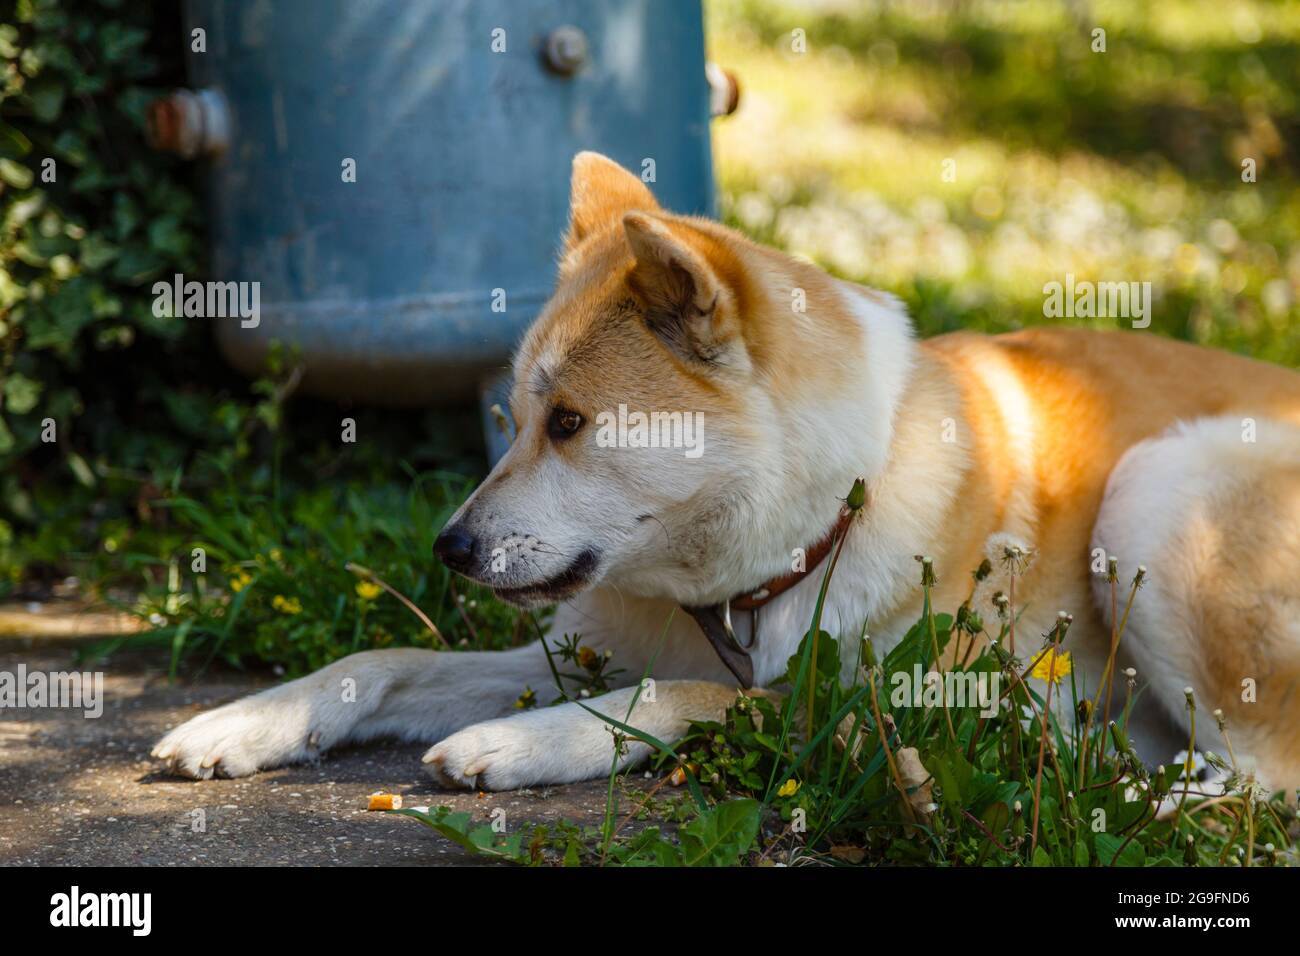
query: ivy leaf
27 79 64 123
0 158 33 188
79 233 119 271
2 373 41 415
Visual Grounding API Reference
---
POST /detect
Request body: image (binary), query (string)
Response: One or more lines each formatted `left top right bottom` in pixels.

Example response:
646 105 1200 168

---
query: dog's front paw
422 720 549 791
151 697 312 779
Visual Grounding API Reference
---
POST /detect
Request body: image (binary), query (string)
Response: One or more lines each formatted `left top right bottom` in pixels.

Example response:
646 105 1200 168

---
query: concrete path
0 614 644 866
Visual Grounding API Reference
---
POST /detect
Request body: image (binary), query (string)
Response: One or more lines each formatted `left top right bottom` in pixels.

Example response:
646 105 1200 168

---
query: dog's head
435 153 905 608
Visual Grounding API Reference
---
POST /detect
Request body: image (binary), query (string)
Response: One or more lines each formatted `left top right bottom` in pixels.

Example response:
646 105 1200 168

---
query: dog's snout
433 525 477 571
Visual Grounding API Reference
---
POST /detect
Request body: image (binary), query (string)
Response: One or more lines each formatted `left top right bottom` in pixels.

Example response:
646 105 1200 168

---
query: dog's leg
424 680 770 790
152 641 576 779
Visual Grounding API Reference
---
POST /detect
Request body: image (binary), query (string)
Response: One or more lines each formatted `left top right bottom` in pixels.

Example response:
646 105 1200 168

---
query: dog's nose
433 525 477 570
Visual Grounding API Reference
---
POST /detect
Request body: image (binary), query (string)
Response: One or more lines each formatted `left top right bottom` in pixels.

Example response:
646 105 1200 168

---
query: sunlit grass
704 0 1300 365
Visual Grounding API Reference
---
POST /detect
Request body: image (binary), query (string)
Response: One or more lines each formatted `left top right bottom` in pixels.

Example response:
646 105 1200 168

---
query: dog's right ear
563 152 659 256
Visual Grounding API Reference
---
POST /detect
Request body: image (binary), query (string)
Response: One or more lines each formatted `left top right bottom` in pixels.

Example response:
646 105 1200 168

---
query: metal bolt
706 62 741 117
544 25 588 75
146 88 231 159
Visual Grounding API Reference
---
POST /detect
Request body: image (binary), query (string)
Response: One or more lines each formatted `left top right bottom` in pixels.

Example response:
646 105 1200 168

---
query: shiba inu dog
153 152 1300 790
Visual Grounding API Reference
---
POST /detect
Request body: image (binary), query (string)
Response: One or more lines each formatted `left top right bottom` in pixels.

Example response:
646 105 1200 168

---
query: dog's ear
563 152 659 255
623 212 745 371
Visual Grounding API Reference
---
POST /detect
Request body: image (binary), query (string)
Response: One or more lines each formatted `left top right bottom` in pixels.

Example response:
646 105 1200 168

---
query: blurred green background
708 0 1300 361
0 0 1297 672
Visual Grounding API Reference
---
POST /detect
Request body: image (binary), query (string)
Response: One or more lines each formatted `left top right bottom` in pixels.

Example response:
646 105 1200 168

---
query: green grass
93 462 527 677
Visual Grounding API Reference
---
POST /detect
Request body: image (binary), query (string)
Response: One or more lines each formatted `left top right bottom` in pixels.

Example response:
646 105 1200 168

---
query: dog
153 152 1300 790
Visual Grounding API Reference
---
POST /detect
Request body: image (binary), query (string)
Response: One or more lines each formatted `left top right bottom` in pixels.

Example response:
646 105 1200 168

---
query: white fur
1090 415 1300 773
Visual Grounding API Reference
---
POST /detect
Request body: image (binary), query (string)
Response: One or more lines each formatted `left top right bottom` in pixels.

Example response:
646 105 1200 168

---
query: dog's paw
151 698 311 779
422 720 547 791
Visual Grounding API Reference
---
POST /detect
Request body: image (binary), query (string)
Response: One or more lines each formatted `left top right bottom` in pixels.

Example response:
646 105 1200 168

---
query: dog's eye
548 407 584 440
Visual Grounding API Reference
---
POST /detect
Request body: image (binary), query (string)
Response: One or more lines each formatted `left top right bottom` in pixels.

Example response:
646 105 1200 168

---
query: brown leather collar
682 506 854 687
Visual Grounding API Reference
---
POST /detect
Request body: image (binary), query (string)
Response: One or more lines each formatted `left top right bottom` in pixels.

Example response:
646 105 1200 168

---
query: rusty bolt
146 88 231 159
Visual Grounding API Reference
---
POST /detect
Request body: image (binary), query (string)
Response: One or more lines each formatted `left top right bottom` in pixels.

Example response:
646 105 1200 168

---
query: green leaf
27 80 64 123
1096 832 1145 868
0 158 33 189
79 233 119 271
392 806 527 863
678 798 761 866
931 742 975 808
2 373 41 415
147 214 189 258
66 451 96 488
563 838 581 866
611 826 683 867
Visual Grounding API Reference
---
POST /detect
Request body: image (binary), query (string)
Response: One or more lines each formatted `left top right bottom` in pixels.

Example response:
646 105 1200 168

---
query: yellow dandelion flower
355 580 382 601
777 778 800 798
1030 648 1072 685
513 687 537 710
271 595 302 615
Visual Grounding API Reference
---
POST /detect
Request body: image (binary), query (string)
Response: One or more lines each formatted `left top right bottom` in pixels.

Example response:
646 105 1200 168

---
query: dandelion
271 594 302 615
992 591 1009 618
846 476 867 511
1030 647 1072 684
777 778 800 798
355 580 382 601
997 542 1034 576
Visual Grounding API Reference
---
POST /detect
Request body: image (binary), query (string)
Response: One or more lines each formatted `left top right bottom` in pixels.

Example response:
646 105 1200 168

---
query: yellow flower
777 778 800 798
513 687 537 710
271 594 302 615
577 646 599 671
1030 648 1072 685
229 570 252 593
355 580 382 601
